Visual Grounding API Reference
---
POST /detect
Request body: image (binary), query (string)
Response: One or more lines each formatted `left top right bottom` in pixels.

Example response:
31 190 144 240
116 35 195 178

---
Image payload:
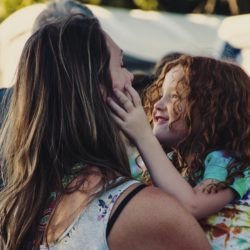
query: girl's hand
107 85 153 144
194 179 227 194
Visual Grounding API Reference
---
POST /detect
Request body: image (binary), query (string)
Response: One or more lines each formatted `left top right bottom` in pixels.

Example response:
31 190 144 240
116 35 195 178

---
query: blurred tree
158 0 201 13
133 0 158 10
198 0 237 15
228 0 239 14
192 0 247 15
81 0 135 8
1 0 250 23
237 0 250 13
0 0 45 21
89 0 101 4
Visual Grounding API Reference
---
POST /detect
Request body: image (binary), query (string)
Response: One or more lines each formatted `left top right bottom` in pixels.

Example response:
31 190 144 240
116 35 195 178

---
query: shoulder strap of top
106 184 147 237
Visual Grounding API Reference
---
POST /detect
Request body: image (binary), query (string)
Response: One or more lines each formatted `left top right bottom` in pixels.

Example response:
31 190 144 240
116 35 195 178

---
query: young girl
108 55 250 249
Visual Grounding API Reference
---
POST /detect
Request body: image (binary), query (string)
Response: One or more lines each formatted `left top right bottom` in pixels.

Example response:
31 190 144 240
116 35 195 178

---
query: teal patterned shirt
199 151 250 250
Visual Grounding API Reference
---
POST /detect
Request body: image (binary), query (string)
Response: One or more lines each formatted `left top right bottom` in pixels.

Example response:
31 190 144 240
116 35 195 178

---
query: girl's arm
107 85 236 219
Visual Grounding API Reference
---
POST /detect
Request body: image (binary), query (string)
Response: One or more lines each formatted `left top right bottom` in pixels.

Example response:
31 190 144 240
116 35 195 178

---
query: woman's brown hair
147 55 250 186
0 14 131 249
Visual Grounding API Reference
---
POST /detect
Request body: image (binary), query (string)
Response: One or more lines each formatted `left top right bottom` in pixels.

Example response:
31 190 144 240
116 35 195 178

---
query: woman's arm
108 186 211 250
107 85 235 219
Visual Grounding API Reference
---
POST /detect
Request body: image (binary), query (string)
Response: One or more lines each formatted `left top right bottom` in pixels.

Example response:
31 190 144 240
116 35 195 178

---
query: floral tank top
39 178 140 250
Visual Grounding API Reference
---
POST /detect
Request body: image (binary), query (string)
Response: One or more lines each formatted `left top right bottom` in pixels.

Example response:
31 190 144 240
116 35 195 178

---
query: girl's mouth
154 115 168 125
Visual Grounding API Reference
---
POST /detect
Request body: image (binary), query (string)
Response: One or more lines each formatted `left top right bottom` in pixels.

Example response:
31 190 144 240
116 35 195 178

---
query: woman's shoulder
108 186 211 250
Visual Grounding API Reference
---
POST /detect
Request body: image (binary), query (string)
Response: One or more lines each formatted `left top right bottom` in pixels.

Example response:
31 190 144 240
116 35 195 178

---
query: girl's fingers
107 97 128 120
124 88 133 102
113 88 134 112
109 111 124 128
125 84 142 107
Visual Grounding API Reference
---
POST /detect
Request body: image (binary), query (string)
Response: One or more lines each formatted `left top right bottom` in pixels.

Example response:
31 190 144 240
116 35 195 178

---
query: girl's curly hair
145 55 250 186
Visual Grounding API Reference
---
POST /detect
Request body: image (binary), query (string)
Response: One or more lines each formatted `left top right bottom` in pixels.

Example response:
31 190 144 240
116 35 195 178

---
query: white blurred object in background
0 4 225 87
0 4 46 88
218 14 250 75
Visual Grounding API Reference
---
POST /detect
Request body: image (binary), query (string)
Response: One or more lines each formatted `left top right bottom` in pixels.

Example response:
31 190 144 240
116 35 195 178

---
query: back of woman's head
156 55 250 184
33 0 94 32
0 14 130 249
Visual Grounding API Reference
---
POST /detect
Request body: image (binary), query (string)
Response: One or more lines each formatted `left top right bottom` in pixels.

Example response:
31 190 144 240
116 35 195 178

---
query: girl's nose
153 96 166 111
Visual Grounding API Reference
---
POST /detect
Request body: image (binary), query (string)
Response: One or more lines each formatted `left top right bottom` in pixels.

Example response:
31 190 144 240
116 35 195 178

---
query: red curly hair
145 55 250 186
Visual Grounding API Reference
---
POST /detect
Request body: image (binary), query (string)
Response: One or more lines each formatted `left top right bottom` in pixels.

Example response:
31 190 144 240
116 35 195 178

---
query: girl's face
106 35 134 90
153 65 188 147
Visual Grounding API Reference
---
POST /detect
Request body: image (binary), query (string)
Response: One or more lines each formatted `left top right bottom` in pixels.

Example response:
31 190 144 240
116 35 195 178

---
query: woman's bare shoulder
108 186 211 250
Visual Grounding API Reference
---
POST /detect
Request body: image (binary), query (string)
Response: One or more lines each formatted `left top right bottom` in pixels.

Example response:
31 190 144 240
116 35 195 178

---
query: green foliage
80 0 135 9
84 0 101 5
0 0 46 22
133 0 158 10
1 0 249 23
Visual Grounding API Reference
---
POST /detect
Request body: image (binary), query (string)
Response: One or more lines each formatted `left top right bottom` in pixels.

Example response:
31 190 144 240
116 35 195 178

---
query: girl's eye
164 93 179 102
171 94 178 99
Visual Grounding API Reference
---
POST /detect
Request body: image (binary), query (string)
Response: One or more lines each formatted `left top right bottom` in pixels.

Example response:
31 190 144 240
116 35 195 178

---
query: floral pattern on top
97 193 119 221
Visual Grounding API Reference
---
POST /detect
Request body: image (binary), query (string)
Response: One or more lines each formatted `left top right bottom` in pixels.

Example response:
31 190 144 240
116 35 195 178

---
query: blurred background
0 0 250 87
1 0 250 21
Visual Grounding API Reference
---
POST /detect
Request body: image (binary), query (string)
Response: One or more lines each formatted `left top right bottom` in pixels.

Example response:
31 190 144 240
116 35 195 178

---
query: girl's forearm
135 134 236 219
135 134 199 212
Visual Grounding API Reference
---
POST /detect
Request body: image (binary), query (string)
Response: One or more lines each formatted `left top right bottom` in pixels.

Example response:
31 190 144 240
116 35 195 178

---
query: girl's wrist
134 132 157 149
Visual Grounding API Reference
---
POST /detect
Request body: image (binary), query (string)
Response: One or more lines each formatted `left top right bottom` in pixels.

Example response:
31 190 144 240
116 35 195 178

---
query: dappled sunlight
130 9 161 21
187 13 222 27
